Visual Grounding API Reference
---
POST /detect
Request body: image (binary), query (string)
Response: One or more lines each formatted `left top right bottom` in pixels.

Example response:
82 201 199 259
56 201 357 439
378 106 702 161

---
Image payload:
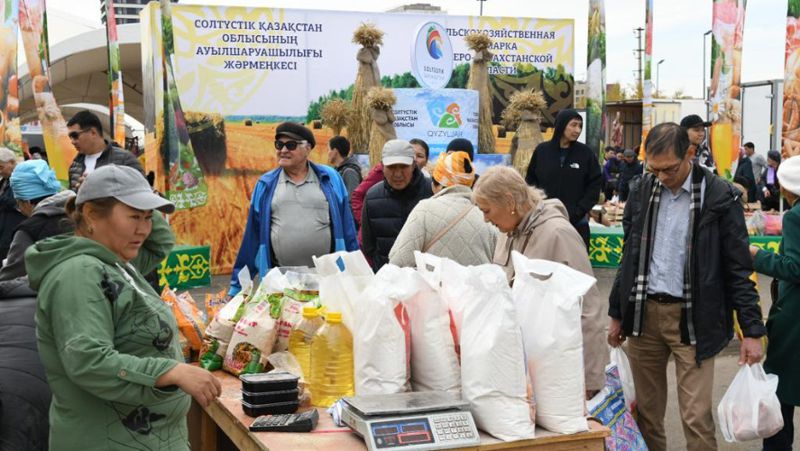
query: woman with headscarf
25 165 221 449
473 165 607 398
0 160 74 281
389 151 496 267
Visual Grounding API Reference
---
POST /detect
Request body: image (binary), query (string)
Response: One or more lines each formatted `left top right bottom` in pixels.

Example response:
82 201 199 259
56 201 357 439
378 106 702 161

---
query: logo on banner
427 101 462 128
426 27 444 59
411 21 453 89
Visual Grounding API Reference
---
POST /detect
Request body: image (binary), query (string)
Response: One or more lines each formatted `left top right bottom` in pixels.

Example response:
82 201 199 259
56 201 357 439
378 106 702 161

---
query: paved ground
189 269 798 450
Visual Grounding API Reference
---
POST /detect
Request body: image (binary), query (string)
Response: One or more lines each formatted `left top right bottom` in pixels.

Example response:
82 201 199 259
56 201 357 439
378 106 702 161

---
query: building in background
387 3 443 13
100 0 178 25
574 81 587 109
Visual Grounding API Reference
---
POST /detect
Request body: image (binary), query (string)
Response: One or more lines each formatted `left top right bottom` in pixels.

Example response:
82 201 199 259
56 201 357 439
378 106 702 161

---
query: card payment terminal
341 391 481 450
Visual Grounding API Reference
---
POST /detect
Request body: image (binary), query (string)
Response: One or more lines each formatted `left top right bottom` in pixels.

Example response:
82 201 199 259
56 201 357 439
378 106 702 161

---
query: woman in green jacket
26 165 221 450
750 155 800 451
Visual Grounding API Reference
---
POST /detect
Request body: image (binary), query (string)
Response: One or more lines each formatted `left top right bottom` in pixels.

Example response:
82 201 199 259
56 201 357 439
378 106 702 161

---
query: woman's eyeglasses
275 140 306 151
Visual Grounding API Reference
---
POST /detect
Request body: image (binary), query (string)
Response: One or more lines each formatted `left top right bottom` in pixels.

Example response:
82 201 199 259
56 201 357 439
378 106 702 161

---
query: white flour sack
353 264 411 395
399 267 461 396
441 258 535 441
511 252 595 434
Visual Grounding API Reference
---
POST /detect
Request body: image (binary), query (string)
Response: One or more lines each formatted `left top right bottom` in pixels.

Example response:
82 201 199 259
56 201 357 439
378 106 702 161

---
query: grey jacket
0 191 75 281
389 185 497 268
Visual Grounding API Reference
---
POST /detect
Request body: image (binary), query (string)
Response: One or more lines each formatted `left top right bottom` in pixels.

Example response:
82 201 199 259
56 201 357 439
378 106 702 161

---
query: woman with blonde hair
473 165 607 397
389 151 496 267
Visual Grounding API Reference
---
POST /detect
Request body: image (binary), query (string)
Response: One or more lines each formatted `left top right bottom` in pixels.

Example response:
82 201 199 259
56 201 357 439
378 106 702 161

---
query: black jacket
0 178 24 263
361 167 433 271
68 144 143 192
525 109 602 224
0 278 50 450
733 156 757 202
617 160 643 202
609 167 767 363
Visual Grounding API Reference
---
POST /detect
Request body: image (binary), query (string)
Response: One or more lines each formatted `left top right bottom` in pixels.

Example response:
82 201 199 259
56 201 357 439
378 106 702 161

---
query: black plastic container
242 388 299 405
241 399 300 417
240 372 300 393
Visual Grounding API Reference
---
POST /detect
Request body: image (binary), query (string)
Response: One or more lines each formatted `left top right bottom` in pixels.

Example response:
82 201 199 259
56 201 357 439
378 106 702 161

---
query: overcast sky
46 0 786 98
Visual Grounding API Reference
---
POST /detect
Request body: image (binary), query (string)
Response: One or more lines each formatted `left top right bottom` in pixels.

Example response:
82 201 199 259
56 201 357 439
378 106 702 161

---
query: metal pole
656 59 665 97
477 0 485 16
703 30 712 120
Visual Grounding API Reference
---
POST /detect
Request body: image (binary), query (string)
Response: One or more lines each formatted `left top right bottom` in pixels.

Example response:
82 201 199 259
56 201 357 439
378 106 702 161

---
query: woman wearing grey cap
25 165 221 449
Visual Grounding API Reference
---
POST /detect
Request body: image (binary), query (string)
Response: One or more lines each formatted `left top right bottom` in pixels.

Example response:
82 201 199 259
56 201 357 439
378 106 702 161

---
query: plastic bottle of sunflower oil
309 311 354 407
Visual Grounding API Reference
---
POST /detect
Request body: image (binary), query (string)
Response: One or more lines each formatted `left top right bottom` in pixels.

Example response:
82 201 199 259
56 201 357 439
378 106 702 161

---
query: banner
709 0 746 177
641 0 654 156
19 0 75 183
141 4 574 274
0 0 20 156
105 0 126 146
159 0 207 210
783 0 800 157
393 88 478 162
586 0 606 157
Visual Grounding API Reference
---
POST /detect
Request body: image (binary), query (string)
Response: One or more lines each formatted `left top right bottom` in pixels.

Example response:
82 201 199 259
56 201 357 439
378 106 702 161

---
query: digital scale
341 391 481 450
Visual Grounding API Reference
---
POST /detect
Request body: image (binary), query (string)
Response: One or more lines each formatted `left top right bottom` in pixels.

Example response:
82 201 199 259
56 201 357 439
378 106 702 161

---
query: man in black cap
680 114 716 173
617 149 643 202
446 138 475 160
227 122 359 296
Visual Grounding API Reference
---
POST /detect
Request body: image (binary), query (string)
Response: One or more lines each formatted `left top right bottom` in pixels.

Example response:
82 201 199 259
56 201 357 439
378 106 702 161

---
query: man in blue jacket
228 122 359 295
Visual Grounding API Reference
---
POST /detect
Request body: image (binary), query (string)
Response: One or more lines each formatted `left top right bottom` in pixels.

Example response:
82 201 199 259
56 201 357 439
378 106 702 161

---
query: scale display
371 417 434 448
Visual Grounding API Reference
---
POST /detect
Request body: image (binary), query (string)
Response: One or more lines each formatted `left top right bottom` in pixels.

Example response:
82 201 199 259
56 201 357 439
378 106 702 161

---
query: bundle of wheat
465 33 496 154
321 98 353 136
366 87 397 167
185 111 228 176
502 90 547 175
349 23 384 155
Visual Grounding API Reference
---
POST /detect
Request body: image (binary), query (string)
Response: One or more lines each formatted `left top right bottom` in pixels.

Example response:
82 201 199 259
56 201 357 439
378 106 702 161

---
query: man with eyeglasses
608 122 765 451
66 110 143 192
227 122 358 296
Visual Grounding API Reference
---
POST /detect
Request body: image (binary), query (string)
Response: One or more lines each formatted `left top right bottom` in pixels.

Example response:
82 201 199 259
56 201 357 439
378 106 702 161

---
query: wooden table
193 371 609 451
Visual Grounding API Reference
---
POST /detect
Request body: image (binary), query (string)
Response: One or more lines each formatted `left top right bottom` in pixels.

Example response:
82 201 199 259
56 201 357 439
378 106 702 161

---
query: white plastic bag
718 364 784 442
441 258 535 441
511 252 594 434
352 264 412 395
414 251 444 290
610 347 637 414
313 252 373 332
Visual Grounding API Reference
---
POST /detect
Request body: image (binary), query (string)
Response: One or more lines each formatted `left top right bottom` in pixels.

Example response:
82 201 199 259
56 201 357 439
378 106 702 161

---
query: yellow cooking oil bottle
309 311 354 407
287 306 324 381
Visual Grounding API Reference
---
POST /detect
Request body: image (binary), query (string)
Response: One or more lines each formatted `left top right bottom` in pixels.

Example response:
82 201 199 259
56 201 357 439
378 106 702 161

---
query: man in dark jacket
66 110 143 191
526 109 602 248
0 148 24 264
734 146 757 202
617 149 643 202
362 139 433 271
327 135 362 197
608 122 765 451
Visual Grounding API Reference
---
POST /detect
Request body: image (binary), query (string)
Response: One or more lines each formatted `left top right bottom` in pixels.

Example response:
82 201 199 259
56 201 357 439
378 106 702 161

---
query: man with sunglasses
608 122 765 451
66 110 143 192
227 122 358 296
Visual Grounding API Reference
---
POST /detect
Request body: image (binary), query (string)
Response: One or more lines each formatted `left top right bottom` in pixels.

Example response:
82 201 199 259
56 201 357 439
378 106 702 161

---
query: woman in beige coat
389 151 496 267
473 166 608 397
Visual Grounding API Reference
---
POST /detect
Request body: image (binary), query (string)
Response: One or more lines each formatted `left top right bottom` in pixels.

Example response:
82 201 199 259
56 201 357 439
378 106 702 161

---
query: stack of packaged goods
240 372 301 417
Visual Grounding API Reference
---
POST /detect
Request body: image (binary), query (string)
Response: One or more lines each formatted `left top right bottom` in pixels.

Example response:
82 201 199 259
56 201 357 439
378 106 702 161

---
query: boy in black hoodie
525 109 602 248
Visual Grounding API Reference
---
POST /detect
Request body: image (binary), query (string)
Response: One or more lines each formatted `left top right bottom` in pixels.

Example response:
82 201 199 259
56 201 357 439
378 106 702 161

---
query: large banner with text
141 4 573 274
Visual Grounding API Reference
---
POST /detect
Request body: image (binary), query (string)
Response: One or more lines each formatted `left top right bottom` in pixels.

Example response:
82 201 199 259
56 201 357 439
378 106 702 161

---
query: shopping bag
588 365 647 451
610 347 637 414
511 252 593 434
718 364 784 442
441 258 535 441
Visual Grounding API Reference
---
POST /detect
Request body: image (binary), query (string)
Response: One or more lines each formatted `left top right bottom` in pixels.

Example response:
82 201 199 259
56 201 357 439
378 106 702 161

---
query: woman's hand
157 363 222 407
